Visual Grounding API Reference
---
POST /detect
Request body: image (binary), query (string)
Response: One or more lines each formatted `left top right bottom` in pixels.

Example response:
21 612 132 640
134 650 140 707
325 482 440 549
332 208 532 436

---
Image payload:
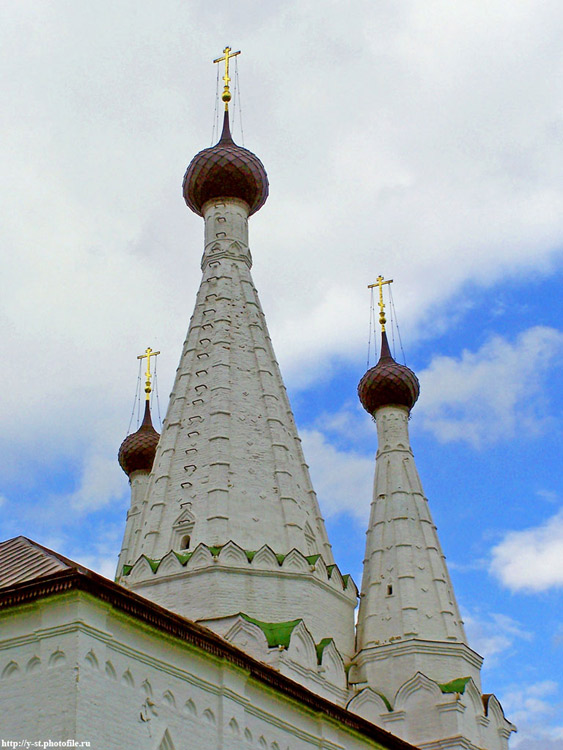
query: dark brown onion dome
358 331 420 414
118 401 160 477
183 110 268 216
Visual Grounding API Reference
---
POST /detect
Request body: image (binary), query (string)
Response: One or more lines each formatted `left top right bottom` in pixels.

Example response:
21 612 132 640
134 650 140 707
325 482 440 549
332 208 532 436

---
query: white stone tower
349 326 515 749
116 89 357 686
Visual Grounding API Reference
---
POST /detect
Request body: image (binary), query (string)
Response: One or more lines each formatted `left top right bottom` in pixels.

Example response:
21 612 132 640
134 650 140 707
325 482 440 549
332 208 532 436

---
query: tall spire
349 313 517 747
116 54 357 662
356 330 468 657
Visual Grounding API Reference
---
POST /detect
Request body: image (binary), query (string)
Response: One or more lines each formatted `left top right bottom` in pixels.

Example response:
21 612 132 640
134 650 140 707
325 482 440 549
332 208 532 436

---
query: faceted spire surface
354 336 476 699
123 150 332 564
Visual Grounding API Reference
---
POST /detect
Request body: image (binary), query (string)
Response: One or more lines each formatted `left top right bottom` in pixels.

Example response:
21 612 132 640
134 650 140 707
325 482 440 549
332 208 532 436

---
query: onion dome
118 401 160 477
358 331 420 414
183 110 268 216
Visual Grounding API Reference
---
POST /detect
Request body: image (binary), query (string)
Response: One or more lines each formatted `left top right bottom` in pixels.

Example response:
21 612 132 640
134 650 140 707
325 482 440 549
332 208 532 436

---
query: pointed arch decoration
157 729 176 750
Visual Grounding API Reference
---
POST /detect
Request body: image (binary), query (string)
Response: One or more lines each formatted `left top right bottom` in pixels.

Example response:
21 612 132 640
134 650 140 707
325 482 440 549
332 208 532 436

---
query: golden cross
368 275 393 332
137 347 160 400
213 46 241 110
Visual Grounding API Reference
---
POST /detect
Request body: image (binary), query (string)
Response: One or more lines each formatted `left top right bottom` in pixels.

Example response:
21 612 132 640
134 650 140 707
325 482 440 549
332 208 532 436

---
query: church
0 49 515 750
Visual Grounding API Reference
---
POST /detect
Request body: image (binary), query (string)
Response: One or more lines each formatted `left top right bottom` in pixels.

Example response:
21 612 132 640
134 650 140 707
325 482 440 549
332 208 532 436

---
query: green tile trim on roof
121 543 354 592
315 637 333 664
174 551 193 565
241 613 302 649
145 556 161 573
438 676 471 694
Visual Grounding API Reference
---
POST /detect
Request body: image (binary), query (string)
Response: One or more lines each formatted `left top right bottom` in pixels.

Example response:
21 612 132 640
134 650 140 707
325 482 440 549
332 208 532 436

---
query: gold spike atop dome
137 346 160 400
213 46 240 110
368 275 393 332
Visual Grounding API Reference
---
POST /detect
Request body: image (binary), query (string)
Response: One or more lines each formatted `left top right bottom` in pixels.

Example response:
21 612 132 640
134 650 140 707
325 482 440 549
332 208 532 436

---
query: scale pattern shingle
183 111 268 216
118 401 160 476
358 332 420 413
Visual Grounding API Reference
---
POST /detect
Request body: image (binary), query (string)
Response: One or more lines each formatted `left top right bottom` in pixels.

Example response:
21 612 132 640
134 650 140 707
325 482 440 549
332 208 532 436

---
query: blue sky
1 2 562 747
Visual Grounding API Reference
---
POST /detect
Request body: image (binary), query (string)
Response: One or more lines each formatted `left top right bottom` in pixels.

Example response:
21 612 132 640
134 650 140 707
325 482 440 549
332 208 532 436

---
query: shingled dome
118 401 160 477
358 331 420 414
183 110 268 216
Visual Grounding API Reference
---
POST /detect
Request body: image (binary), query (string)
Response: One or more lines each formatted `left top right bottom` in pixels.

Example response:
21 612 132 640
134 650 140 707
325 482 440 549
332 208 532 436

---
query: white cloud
416 327 563 447
501 680 563 749
490 508 563 592
537 489 560 504
63 452 128 513
300 429 374 522
462 611 532 667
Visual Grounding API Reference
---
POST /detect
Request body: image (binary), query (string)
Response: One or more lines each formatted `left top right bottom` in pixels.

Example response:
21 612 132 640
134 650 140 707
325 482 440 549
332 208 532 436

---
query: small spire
218 109 233 145
140 398 153 427
213 46 241 111
137 347 160 401
379 329 393 361
368 275 393 332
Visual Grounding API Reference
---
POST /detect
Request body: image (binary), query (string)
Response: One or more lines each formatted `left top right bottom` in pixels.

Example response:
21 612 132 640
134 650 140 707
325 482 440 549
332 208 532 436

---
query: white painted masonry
355 405 470 682
121 197 333 565
117 196 357 666
0 587 411 750
351 404 515 748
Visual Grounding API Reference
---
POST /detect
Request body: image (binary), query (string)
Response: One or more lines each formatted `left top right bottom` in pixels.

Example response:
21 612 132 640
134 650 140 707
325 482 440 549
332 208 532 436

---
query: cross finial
137 347 160 400
368 276 393 332
213 46 241 110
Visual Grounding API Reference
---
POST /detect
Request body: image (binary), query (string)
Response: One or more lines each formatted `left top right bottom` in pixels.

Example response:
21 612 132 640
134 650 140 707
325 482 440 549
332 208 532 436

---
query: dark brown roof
183 111 269 217
358 331 420 414
0 536 86 588
0 536 416 750
118 400 160 476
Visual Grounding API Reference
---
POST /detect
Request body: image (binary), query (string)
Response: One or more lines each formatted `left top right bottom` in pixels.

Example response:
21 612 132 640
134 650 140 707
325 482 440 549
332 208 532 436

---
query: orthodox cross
137 347 160 400
368 275 393 332
213 46 241 109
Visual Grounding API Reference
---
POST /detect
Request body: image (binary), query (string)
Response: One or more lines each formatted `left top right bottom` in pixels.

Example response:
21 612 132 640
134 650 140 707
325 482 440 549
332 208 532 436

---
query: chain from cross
213 46 241 109
137 347 160 399
368 275 393 332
